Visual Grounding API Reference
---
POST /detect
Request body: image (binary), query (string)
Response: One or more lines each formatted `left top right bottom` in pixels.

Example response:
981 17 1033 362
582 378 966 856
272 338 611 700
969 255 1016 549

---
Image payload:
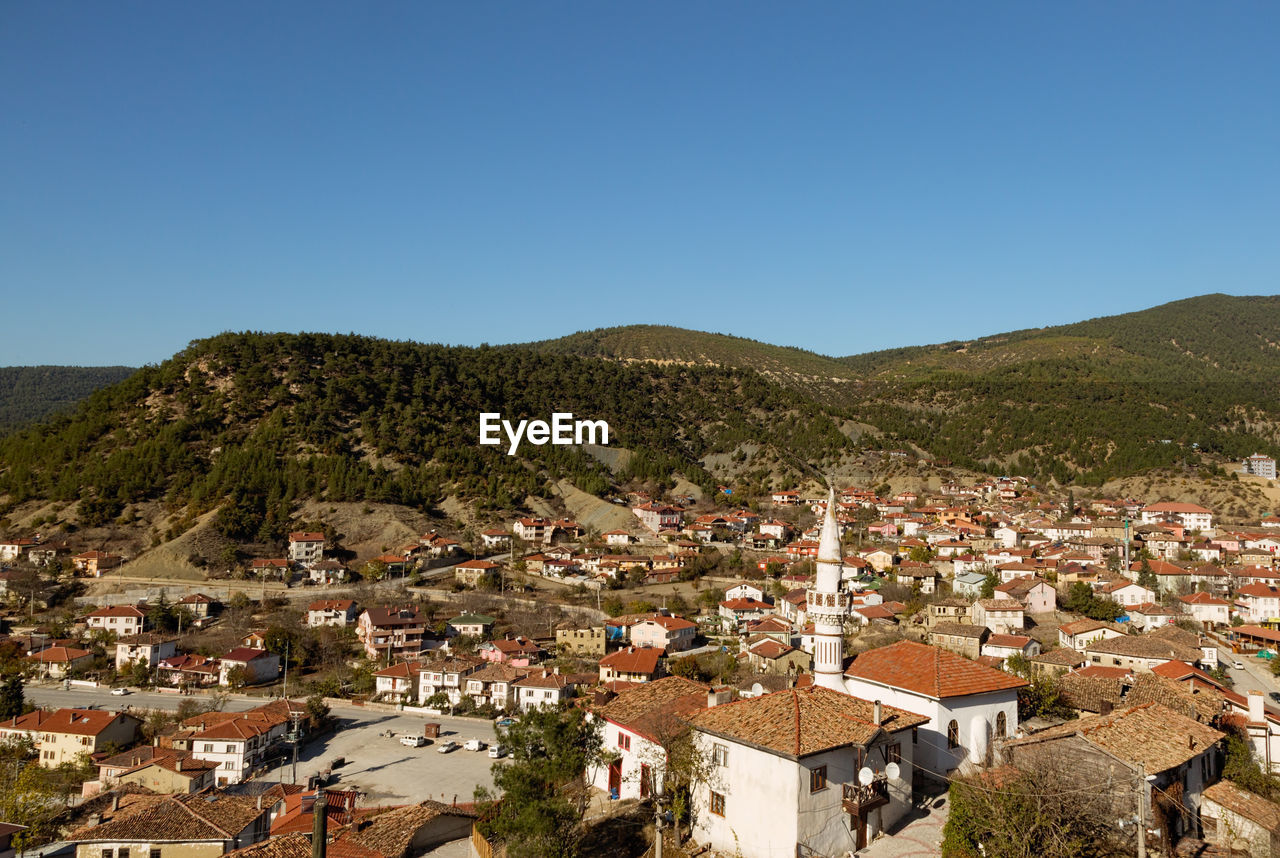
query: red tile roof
845 640 1027 699
600 646 663 675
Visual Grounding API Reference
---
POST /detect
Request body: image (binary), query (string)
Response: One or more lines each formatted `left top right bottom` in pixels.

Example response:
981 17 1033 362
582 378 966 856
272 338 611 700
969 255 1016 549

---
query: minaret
807 487 849 691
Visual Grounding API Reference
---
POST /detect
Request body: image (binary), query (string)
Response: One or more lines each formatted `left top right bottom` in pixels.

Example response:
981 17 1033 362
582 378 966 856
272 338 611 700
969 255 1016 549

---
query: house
513 517 553 543
33 709 143 767
114 633 178 671
478 636 544 667
1099 579 1157 607
85 604 147 636
71 550 122 577
218 648 281 687
357 606 427 661
447 613 495 638
930 623 988 659
718 598 774 628
250 558 291 580
307 560 349 585
1242 454 1279 480
1083 630 1203 673
1141 501 1214 533
689 686 929 856
462 663 528 711
67 793 275 858
928 597 972 627
632 503 682 533
453 559 500 587
952 570 989 598
481 529 512 549
1058 618 1127 651
306 599 358 628
1200 779 1280 856
1177 591 1232 628
177 593 217 618
1004 703 1225 848
417 656 484 706
993 576 1054 614
599 646 664 683
744 638 812 675
629 616 698 653
980 634 1040 664
179 702 300 785
1028 647 1087 676
255 801 476 858
286 531 325 565
513 669 577 711
1125 602 1179 632
556 625 606 657
894 561 939 594
971 599 1024 635
1236 584 1280 624
98 747 220 794
842 640 1026 778
26 646 93 678
724 582 770 603
589 676 711 800
158 653 221 688
740 615 795 646
374 660 421 703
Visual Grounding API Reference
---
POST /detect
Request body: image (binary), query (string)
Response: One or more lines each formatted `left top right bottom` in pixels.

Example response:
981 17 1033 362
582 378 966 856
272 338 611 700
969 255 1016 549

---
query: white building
1242 454 1278 480
114 634 178 671
1140 502 1214 533
689 686 927 856
286 531 325 565
843 639 1025 779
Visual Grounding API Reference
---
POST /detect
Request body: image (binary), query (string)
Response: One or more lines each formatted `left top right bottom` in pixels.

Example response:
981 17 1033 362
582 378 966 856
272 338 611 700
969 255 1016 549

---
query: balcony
842 780 889 815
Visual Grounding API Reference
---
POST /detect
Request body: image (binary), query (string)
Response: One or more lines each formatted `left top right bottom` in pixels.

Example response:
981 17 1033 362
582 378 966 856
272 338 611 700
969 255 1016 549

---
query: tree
475 706 603 858
1136 559 1158 594
980 569 999 599
0 675 24 720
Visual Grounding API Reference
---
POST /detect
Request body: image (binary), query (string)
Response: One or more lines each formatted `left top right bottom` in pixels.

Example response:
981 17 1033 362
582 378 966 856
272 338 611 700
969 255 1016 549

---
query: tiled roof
985 634 1032 648
1005 703 1224 774
70 793 268 842
337 801 477 858
845 640 1026 699
28 646 91 663
1058 618 1122 636
595 676 709 738
87 605 146 618
599 646 663 674
116 633 177 646
636 615 697 632
223 647 272 663
748 639 795 659
40 708 136 737
1084 633 1200 662
374 661 420 678
932 622 987 639
514 670 573 690
690 686 928 759
1031 648 1086 667
308 600 356 611
1202 781 1280 836
363 606 423 627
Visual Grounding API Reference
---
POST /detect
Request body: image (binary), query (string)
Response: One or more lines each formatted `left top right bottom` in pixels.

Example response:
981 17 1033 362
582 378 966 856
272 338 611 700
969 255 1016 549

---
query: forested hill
0 366 136 433
528 295 1280 485
0 333 854 536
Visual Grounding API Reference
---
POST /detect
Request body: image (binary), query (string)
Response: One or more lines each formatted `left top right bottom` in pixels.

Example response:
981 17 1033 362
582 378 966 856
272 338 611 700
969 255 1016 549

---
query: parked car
496 717 515 728
488 744 506 759
436 740 459 754
1234 661 1245 670
400 735 427 747
463 738 486 752
1269 692 1280 704
110 688 130 696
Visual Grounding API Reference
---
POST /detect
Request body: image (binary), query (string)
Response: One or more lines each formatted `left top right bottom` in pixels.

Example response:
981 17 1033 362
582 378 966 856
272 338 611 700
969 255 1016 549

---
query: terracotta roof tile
690 686 928 759
845 640 1026 698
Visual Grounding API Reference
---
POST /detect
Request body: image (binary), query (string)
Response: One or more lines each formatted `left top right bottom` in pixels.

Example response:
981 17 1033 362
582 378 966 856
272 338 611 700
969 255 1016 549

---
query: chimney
111 794 120 812
1249 690 1265 724
176 758 182 772
312 790 327 858
257 794 262 810
706 686 733 708
873 700 883 726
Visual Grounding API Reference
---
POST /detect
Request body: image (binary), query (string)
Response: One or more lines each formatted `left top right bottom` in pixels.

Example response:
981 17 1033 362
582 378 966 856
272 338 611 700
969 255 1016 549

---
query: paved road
859 792 949 857
26 685 262 713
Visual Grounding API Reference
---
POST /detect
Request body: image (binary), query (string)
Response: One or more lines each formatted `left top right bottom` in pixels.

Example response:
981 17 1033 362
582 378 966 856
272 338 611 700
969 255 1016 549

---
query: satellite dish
858 767 874 786
886 762 900 780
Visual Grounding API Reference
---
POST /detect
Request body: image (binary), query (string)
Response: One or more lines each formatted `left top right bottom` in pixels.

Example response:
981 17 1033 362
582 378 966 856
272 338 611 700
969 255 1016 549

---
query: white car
110 688 130 696
436 740 459 754
463 738 486 752
488 744 506 759
1234 661 1245 670
400 735 426 747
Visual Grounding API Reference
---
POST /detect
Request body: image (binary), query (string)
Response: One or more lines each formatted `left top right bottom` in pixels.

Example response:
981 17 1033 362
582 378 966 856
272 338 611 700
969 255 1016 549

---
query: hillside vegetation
0 366 136 433
0 333 855 538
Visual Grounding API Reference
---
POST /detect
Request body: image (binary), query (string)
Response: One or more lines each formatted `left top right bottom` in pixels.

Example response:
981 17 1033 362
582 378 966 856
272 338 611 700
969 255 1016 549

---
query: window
102 850 113 858
119 849 130 858
912 726 918 745
995 711 1007 739
947 720 960 749
809 765 827 792
710 791 725 816
203 743 213 752
884 743 901 765
150 850 161 858
617 733 631 751
712 743 729 767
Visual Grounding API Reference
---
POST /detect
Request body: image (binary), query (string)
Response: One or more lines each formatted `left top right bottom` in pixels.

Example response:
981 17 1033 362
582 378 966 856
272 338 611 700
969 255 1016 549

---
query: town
1 455 1280 858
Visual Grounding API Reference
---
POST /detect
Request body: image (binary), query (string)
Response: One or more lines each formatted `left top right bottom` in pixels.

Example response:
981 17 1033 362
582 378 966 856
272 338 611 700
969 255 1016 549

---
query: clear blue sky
2 2 1277 367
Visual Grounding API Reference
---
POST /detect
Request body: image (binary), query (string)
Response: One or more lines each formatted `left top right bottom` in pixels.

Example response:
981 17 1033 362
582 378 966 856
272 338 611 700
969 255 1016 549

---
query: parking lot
263 706 503 805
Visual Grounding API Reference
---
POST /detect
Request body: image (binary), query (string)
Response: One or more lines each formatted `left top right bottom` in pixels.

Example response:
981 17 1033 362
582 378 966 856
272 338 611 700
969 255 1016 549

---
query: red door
608 759 622 798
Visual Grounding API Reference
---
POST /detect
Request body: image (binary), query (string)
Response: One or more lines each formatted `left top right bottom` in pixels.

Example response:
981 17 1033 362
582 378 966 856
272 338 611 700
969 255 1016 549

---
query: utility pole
1136 762 1147 858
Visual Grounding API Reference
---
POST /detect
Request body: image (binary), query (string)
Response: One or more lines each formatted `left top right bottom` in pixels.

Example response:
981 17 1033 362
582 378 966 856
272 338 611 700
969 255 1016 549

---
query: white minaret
807 487 849 691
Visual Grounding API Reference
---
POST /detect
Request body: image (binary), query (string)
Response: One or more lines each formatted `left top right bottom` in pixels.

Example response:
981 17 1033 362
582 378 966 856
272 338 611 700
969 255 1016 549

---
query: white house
513 670 576 711
971 599 1024 635
1140 502 1214 534
588 676 711 801
114 633 178 672
688 686 928 856
305 599 358 627
1236 584 1280 624
1058 618 1127 651
1176 591 1232 628
85 605 147 636
286 531 325 565
842 640 1025 779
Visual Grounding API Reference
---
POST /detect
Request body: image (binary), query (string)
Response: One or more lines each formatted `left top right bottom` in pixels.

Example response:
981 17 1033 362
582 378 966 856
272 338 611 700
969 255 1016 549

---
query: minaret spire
808 484 848 691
